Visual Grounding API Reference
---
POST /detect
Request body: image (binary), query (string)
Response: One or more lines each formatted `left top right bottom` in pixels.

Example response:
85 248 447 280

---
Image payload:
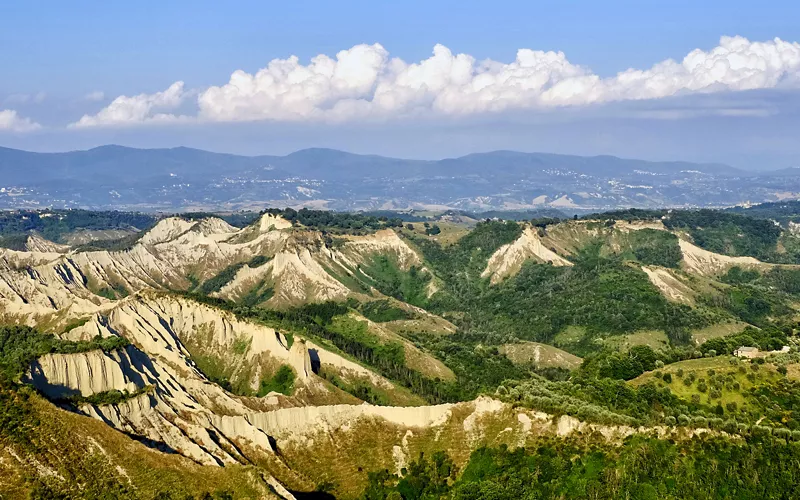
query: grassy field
399 221 472 246
691 321 750 345
554 326 671 354
602 330 670 352
499 342 582 370
631 356 781 410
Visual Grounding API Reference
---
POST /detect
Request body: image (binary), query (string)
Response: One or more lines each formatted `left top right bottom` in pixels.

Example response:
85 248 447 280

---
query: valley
3 205 800 498
4 146 800 212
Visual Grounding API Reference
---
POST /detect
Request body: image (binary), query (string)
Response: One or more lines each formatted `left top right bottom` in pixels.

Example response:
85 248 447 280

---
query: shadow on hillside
288 491 336 500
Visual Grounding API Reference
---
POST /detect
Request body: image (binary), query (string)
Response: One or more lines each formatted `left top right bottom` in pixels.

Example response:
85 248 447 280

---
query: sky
2 0 800 170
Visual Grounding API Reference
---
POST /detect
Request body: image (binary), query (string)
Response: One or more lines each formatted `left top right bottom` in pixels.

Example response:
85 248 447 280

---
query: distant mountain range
0 145 797 211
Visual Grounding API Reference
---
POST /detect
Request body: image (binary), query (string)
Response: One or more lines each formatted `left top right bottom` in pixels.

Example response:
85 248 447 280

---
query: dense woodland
366 436 800 499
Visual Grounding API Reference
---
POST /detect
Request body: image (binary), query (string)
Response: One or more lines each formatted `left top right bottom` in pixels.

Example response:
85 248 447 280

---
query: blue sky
2 1 800 170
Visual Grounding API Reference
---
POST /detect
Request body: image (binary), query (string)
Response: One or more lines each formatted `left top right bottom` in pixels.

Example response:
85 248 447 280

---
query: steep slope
0 385 279 499
678 238 763 276
641 265 695 305
482 226 572 283
23 292 428 467
499 342 582 370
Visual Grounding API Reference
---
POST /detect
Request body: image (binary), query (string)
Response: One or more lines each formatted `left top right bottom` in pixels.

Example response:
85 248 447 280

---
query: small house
734 346 759 358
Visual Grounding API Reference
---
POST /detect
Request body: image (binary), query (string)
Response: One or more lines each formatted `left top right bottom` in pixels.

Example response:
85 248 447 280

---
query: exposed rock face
21 292 408 467
25 234 70 253
482 227 573 283
25 346 149 399
642 265 695 304
678 239 763 276
0 212 434 325
337 229 422 269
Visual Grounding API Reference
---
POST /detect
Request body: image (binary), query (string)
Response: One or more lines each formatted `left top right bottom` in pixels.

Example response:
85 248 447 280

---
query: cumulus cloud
70 82 187 128
74 36 800 127
0 109 42 132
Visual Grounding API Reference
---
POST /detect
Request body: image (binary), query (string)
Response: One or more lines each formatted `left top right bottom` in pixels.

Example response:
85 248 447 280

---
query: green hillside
5 204 800 498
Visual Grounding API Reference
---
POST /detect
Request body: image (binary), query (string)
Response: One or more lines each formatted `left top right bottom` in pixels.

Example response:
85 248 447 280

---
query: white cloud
73 36 800 127
0 109 42 132
196 36 800 123
83 90 105 102
4 91 47 105
69 82 187 128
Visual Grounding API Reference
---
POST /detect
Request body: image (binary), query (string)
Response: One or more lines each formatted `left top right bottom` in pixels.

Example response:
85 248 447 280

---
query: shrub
752 425 772 437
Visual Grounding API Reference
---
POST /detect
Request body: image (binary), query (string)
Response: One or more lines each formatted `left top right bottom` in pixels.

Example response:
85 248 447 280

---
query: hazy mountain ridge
2 145 795 212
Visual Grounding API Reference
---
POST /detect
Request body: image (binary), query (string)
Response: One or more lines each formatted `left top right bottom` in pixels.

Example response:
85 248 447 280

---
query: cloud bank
0 110 41 132
72 36 800 127
71 82 187 128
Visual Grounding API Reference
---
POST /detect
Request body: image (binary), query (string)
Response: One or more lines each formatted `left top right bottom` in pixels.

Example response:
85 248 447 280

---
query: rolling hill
3 145 798 211
3 205 800 497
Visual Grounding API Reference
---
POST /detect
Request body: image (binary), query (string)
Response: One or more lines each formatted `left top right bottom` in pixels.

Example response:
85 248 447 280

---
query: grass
553 326 590 348
631 356 781 410
257 364 296 397
0 386 272 498
691 321 750 345
499 342 582 370
602 330 670 352
400 221 472 246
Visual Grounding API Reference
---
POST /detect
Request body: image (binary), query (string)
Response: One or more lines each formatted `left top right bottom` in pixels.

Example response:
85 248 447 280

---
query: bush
774 428 791 440
257 365 296 397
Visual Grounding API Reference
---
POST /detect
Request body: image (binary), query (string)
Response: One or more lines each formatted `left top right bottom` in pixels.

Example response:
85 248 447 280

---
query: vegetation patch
263 207 404 234
359 300 412 323
198 262 246 295
663 209 782 261
64 385 153 406
0 209 156 244
356 255 431 308
0 326 129 382
257 364 295 397
366 435 800 499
